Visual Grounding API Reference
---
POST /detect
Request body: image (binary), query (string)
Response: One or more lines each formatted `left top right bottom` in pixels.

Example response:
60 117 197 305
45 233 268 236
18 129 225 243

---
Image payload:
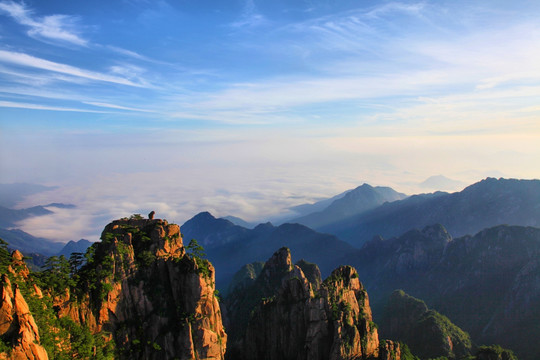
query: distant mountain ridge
320 177 540 246
181 212 356 292
290 183 407 229
419 174 467 190
0 228 64 256
344 223 540 360
287 188 352 218
0 227 92 259
181 211 250 249
0 203 76 228
57 239 93 257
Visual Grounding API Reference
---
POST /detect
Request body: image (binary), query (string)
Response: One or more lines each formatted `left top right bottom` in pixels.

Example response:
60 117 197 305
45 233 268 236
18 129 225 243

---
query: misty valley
0 177 539 359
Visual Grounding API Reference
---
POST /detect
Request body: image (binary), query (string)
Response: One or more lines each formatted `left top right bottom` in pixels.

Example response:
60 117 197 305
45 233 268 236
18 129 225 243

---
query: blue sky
1 0 540 241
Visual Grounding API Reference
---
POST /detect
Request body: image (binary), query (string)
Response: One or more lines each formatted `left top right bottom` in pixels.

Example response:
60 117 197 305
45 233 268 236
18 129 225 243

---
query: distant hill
181 212 356 292
345 223 540 360
418 175 467 191
290 183 407 229
0 227 64 256
380 290 472 360
181 211 251 249
0 205 53 228
57 239 93 258
287 188 351 218
0 203 76 228
320 177 540 247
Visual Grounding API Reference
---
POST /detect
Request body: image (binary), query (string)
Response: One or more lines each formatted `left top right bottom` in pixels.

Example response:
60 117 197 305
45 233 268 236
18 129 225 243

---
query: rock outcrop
0 255 48 360
225 247 400 360
61 217 227 360
1 217 227 360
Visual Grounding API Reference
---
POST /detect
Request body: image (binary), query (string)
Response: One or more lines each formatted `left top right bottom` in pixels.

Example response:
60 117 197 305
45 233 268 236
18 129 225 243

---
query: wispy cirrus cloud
83 101 156 113
0 50 148 87
0 100 112 113
0 0 87 46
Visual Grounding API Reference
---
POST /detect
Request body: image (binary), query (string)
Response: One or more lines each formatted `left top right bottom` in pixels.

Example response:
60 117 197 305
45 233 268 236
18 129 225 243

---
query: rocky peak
295 259 322 290
102 217 184 259
8 250 30 279
324 265 362 291
59 216 226 360
227 250 400 360
261 247 293 275
0 273 48 360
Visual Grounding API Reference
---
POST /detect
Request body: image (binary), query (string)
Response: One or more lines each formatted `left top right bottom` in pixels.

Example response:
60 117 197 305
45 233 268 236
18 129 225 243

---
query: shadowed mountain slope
181 212 356 292
345 223 540 360
291 183 407 230
321 178 540 247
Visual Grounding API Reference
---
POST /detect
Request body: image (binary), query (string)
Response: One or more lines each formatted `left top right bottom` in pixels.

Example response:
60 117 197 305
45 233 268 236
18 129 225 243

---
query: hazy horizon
1 0 540 242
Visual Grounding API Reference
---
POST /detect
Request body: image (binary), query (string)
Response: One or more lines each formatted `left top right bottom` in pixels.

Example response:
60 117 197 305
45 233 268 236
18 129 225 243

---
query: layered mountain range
345 224 540 359
0 217 227 359
312 178 540 247
180 212 356 291
0 215 525 359
0 177 539 359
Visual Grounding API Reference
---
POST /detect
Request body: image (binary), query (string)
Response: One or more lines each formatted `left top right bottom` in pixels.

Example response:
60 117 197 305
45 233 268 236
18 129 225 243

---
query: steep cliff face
0 252 48 360
226 247 400 360
1 217 227 360
62 217 227 360
345 224 540 359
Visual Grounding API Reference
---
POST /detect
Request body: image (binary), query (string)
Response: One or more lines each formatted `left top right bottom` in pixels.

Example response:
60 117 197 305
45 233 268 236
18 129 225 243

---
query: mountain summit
321 177 540 246
291 183 407 229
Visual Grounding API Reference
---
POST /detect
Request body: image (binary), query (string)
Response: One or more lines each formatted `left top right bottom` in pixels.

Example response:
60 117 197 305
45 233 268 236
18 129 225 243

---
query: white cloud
0 100 112 113
0 1 87 46
9 125 540 242
0 50 148 87
83 101 156 113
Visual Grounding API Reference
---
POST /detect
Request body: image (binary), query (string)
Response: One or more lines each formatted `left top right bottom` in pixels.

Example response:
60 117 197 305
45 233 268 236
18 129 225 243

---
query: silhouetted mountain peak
181 211 248 249
291 183 406 229
57 239 92 257
192 210 217 222
324 177 540 247
253 222 274 232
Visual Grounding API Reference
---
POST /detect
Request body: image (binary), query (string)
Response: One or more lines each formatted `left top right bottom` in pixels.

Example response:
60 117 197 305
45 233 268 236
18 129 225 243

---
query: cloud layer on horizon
1 0 540 241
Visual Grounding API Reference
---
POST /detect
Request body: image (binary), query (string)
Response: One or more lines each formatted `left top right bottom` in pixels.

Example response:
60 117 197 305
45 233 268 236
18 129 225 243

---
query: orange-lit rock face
57 217 226 360
0 275 49 360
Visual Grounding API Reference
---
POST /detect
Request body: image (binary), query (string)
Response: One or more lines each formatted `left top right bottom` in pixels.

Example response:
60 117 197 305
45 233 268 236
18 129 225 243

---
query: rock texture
0 254 48 360
225 247 400 360
346 223 540 359
181 212 356 290
62 217 227 360
1 217 227 360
